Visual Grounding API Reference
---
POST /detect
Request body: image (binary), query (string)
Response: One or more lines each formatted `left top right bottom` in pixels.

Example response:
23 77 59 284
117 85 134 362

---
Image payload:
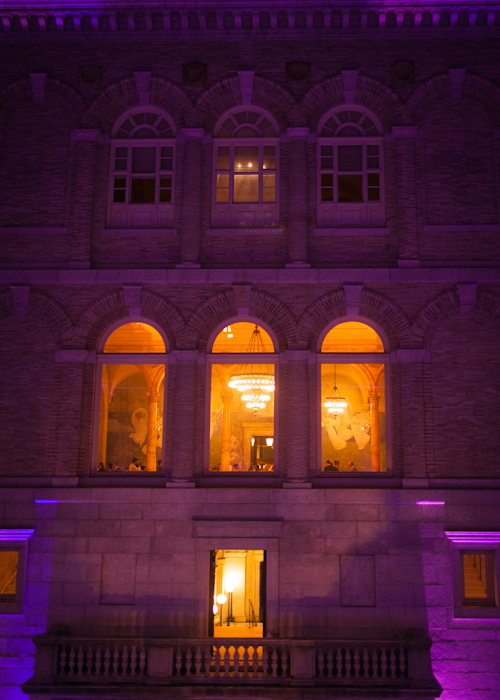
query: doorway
208 550 265 638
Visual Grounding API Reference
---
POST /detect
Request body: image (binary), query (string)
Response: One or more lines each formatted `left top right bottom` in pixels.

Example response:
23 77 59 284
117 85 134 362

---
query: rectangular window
209 364 274 473
462 551 496 607
0 531 33 615
320 363 386 473
0 551 18 605
131 146 156 174
131 178 155 204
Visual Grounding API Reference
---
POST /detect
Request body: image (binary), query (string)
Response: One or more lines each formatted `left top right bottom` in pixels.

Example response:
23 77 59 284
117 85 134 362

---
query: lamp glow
224 578 235 593
212 604 218 614
216 593 227 605
266 437 274 447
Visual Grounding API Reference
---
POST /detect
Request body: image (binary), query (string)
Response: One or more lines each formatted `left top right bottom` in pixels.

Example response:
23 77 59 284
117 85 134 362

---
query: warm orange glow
322 322 384 353
104 322 166 353
212 322 274 353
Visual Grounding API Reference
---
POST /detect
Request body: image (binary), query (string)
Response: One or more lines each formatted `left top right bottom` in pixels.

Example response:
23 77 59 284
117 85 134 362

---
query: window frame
91 319 169 476
316 319 392 478
317 136 384 228
446 532 500 619
0 530 34 616
107 109 176 230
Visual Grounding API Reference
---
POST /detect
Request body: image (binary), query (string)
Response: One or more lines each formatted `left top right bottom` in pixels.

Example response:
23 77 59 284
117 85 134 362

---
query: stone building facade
0 1 500 698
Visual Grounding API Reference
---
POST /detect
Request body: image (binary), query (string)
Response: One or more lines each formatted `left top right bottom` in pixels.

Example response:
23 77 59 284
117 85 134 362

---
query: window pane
131 147 156 174
159 177 172 203
113 190 126 203
321 173 334 187
338 145 363 172
0 551 18 604
113 177 126 203
234 146 259 172
321 156 334 169
338 174 363 202
217 157 230 170
321 188 333 202
160 158 173 170
234 174 259 202
263 146 276 170
367 145 380 169
160 146 173 157
131 178 155 203
209 364 274 472
321 363 386 473
321 145 333 156
104 322 166 353
98 365 164 473
115 158 127 171
463 553 489 599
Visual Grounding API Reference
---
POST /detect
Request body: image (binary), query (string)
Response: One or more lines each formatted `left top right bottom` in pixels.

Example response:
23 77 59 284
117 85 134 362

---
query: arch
85 76 194 133
358 291 412 350
73 290 184 352
28 292 74 346
99 320 168 354
186 289 296 352
296 75 402 133
411 289 460 349
213 106 280 138
297 289 347 350
112 106 176 138
318 318 388 354
0 77 87 131
318 105 383 137
195 75 295 134
208 319 278 353
405 72 500 128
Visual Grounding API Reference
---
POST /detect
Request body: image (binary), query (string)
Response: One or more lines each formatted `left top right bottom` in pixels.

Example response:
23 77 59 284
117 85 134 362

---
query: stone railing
24 634 441 695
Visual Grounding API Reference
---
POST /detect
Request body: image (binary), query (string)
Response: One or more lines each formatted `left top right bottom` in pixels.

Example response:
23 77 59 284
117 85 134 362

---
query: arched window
319 321 389 475
93 322 167 474
212 109 280 228
317 107 384 228
108 108 175 229
207 322 277 474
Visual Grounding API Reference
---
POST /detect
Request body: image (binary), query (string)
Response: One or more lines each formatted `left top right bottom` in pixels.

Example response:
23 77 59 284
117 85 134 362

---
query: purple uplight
34 499 59 504
416 500 445 505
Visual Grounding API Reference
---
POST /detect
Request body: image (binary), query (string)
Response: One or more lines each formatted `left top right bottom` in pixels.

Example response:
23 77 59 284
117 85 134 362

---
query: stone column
286 128 310 268
146 391 159 471
69 129 101 269
220 387 233 471
392 126 420 268
368 390 381 472
178 128 204 268
169 350 198 484
398 349 429 484
284 351 311 486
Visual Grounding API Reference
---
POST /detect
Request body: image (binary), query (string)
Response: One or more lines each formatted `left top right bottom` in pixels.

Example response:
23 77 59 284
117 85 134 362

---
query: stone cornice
1 3 499 33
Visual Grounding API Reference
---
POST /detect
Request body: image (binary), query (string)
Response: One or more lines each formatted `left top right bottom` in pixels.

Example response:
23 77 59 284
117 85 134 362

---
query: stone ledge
207 228 284 235
0 227 67 236
423 224 500 234
313 227 390 236
100 228 178 237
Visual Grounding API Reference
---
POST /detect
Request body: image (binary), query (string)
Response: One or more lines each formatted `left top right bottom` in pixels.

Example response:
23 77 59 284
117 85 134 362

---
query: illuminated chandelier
228 325 275 411
323 365 348 415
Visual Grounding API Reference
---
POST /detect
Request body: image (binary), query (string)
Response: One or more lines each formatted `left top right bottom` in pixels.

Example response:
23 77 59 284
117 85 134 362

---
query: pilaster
177 129 204 268
169 350 198 484
283 350 311 486
392 126 420 268
286 128 310 268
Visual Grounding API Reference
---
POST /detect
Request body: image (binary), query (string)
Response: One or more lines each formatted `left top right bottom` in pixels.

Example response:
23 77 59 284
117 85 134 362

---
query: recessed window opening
209 323 276 473
96 322 166 474
320 322 387 474
210 550 265 638
0 552 18 605
462 551 497 607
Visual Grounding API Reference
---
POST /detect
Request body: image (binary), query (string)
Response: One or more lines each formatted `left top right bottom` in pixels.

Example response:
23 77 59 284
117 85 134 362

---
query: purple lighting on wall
416 501 445 505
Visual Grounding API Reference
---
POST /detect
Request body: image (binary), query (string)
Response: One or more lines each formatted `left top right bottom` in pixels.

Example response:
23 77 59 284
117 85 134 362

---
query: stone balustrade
1 7 498 33
25 633 440 695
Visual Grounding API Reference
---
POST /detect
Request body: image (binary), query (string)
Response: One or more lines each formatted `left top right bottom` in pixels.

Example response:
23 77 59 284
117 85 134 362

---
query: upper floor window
93 322 167 474
319 321 388 475
207 322 277 474
108 109 175 229
212 109 280 228
317 108 384 228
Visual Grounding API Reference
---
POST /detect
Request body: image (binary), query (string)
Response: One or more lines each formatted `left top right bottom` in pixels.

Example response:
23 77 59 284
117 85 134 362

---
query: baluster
252 647 259 677
186 647 193 677
204 646 212 677
139 647 146 675
76 645 84 675
362 648 369 679
335 648 342 677
95 647 102 676
326 649 333 678
59 645 67 675
130 645 137 676
195 646 202 677
381 648 388 677
103 648 111 676
223 647 230 677
346 648 353 677
262 646 269 677
281 646 288 677
242 646 249 677
85 645 93 676
68 645 76 676
371 648 378 678
112 647 119 676
175 647 182 676
399 647 406 676
317 648 324 678
271 646 278 678
233 646 240 677
390 648 396 677
354 648 360 678
214 645 221 677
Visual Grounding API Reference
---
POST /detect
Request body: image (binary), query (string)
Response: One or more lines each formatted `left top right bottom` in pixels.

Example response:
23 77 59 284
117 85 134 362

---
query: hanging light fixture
323 365 348 415
228 325 275 412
